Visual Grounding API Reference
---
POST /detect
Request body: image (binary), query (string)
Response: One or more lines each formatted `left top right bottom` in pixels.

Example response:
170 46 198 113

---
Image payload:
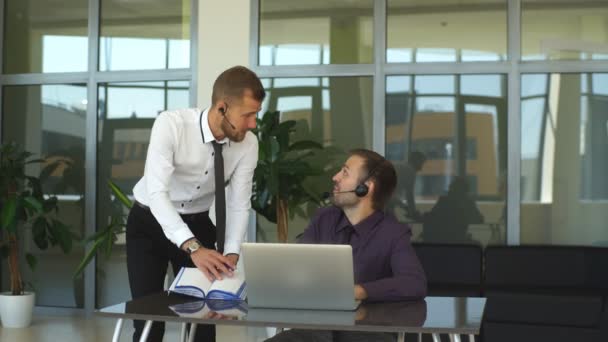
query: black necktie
212 141 226 253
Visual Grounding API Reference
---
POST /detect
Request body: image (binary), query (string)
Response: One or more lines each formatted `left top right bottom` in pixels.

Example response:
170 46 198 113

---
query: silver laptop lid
242 243 357 310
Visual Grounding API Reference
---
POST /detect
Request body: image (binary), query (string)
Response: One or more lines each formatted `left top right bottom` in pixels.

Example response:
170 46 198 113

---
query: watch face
188 240 201 253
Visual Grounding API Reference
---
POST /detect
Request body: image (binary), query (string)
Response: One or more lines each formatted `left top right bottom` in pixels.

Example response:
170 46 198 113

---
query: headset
323 157 387 199
219 105 236 130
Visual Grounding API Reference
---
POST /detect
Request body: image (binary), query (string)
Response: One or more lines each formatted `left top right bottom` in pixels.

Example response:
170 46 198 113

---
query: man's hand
354 284 368 301
225 253 239 266
190 248 235 281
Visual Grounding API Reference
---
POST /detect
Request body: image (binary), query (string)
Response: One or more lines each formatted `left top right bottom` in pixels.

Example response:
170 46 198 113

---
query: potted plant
0 142 76 328
73 180 131 279
251 111 339 242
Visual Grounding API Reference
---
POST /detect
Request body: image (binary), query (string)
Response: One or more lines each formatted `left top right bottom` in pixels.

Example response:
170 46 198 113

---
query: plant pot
0 291 36 328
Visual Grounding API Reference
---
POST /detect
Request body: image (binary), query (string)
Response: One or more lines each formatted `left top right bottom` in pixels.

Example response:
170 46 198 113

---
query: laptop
241 243 359 311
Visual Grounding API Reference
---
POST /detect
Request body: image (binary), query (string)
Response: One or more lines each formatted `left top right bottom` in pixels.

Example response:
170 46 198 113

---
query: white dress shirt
132 107 258 255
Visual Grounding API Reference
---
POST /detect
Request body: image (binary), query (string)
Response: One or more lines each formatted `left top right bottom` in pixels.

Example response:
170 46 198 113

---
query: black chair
413 243 483 297
482 245 608 342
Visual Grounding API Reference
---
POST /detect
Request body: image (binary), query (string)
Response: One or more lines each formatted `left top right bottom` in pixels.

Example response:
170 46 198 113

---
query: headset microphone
321 190 357 200
220 107 236 130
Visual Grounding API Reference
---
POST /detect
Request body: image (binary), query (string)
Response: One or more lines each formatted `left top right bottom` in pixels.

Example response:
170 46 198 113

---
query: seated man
267 148 427 342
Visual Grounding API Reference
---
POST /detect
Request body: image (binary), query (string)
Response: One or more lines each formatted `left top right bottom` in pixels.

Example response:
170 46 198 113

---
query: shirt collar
199 108 229 145
335 209 385 234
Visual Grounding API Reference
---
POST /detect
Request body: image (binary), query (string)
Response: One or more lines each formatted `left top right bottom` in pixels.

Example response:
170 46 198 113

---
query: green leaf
32 217 49 250
49 219 73 254
23 196 44 213
289 140 323 151
108 180 132 208
25 253 37 271
0 196 17 232
269 138 280 162
73 238 104 278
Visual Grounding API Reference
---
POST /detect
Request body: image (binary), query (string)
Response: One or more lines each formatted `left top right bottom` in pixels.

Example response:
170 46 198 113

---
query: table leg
139 320 153 342
469 334 475 342
397 332 405 342
112 318 123 342
449 334 461 342
432 333 441 342
418 333 422 342
188 324 198 342
180 323 187 342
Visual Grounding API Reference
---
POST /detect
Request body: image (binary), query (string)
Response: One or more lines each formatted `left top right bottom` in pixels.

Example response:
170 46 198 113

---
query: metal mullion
249 0 260 67
373 0 386 155
0 0 4 141
507 0 521 245
520 60 608 74
385 62 511 75
189 0 198 107
94 69 191 83
2 72 89 85
253 64 376 78
84 0 100 313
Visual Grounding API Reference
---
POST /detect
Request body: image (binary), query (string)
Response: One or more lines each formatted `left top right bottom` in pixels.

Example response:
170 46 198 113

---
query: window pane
386 75 507 246
96 81 190 308
522 0 608 61
387 0 507 63
257 76 373 241
259 0 374 65
99 0 190 71
2 84 87 307
3 0 88 73
520 73 608 246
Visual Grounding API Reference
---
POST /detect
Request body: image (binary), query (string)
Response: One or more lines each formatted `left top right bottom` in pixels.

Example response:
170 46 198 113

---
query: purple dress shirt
299 206 427 302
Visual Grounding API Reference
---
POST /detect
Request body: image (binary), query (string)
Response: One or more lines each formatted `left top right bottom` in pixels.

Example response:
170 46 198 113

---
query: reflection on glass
2 84 87 307
386 74 507 246
522 0 608 61
96 80 189 308
3 0 88 73
99 0 190 71
520 73 608 246
259 0 373 65
256 77 373 242
387 0 507 63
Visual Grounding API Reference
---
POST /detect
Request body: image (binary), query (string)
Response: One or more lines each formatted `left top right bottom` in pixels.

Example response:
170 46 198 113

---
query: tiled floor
0 315 271 342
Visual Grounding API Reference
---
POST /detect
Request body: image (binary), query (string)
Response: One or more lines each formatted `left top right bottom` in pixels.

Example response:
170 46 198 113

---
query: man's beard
221 119 246 142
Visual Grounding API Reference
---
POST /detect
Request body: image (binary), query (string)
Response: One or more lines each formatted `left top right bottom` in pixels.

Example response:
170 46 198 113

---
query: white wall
197 0 251 107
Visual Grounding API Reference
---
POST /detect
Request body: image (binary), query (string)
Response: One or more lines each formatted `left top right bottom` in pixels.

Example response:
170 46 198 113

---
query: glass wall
99 0 190 70
2 84 87 307
0 0 194 310
3 0 88 74
253 0 608 247
387 0 507 63
257 76 373 241
259 0 374 65
96 81 189 307
386 75 507 245
521 73 608 246
522 0 608 61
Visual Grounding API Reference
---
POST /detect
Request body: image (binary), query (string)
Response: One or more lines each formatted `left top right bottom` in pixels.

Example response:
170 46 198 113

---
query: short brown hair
211 66 266 105
349 149 397 211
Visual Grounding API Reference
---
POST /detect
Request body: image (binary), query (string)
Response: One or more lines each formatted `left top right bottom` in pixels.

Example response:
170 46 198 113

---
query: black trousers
126 204 217 342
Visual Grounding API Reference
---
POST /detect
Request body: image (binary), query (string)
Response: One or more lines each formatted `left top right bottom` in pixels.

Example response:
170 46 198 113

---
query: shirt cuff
223 241 241 256
359 281 383 302
170 225 195 249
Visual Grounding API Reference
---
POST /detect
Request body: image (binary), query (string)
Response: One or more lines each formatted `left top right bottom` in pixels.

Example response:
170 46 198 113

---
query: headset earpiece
354 184 369 197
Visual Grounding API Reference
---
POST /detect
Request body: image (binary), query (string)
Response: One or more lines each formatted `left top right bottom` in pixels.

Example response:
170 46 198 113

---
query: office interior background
0 0 607 315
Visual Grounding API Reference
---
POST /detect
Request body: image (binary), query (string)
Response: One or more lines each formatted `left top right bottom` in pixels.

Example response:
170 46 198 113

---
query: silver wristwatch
184 239 202 255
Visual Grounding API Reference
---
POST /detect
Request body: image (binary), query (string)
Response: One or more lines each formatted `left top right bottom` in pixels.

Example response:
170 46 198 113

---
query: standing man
126 66 265 342
268 149 427 342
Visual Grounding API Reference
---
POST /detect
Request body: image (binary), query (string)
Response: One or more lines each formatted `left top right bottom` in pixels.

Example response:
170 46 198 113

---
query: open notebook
168 266 246 301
